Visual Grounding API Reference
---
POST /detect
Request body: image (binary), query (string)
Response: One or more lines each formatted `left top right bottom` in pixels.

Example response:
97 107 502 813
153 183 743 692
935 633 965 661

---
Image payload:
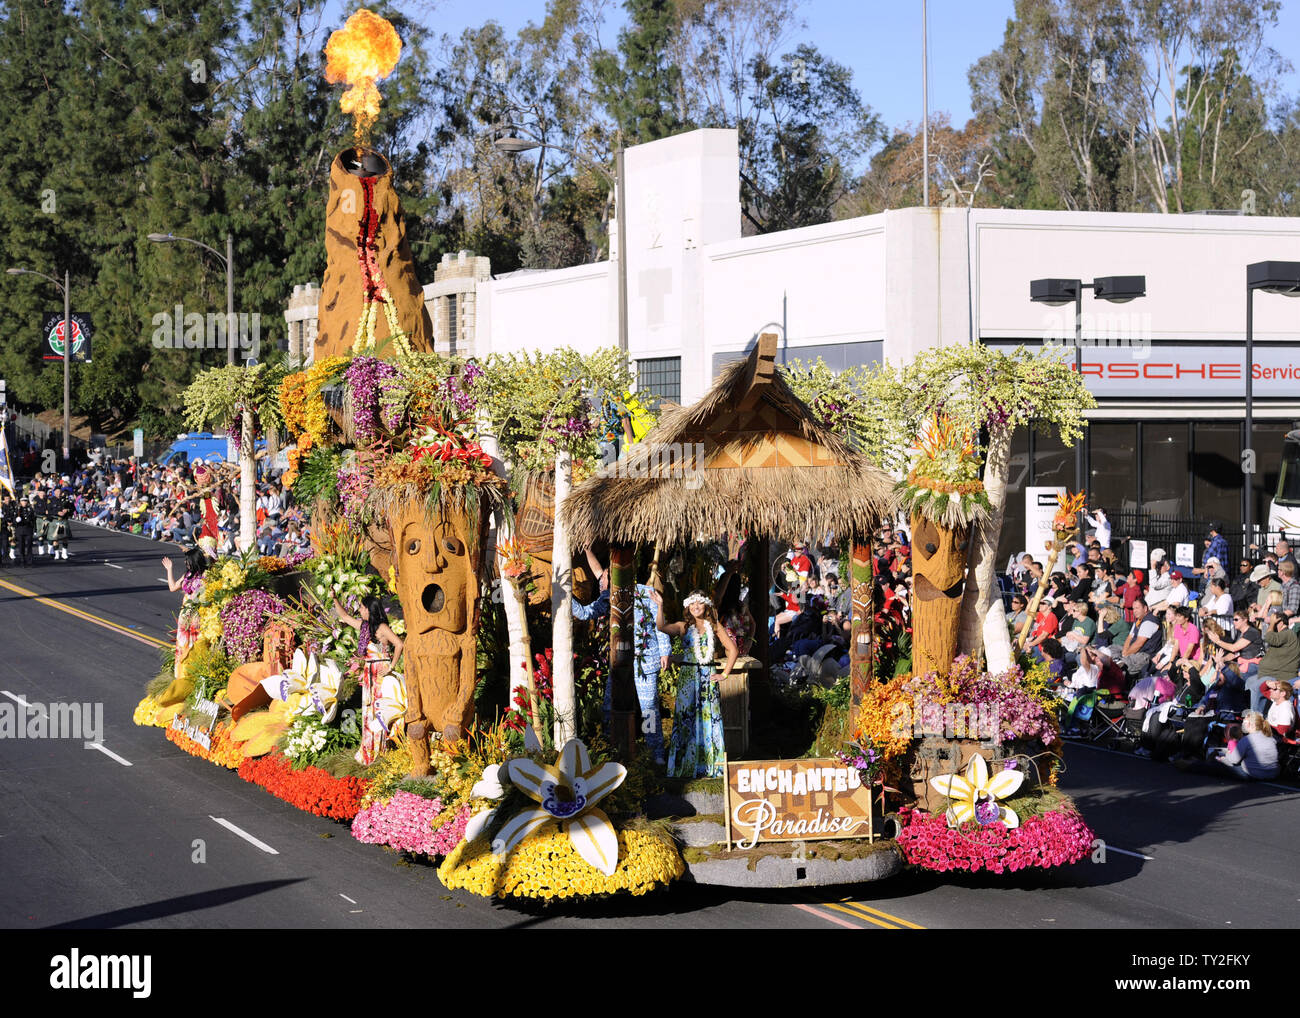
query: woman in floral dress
334 595 404 764
654 588 738 778
162 548 208 679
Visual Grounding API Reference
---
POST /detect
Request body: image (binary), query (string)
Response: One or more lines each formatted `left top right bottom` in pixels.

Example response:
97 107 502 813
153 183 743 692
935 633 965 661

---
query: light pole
6 266 72 462
147 231 236 365
1030 275 1147 497
492 123 628 355
1245 261 1300 552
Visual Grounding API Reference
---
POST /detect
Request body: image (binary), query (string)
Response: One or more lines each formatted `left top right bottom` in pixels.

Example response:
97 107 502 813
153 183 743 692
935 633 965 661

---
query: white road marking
339 893 357 904
103 562 124 570
1 690 47 715
1104 846 1155 861
85 742 132 766
209 816 279 855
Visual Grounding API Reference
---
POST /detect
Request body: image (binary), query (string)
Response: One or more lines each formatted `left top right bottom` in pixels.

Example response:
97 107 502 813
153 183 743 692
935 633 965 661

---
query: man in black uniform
0 491 13 566
12 494 36 567
30 486 49 557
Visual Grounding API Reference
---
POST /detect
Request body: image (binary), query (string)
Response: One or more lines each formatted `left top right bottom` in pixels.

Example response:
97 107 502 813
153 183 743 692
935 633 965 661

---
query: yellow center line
838 898 925 929
823 902 899 929
0 577 170 649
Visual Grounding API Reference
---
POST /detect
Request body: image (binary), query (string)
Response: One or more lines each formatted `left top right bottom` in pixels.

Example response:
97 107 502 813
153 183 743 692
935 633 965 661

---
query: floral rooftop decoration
896 413 990 528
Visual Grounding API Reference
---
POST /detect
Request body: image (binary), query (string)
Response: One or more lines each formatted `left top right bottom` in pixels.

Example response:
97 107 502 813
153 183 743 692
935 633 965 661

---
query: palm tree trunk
477 426 534 736
551 449 576 744
958 426 1012 669
239 408 256 553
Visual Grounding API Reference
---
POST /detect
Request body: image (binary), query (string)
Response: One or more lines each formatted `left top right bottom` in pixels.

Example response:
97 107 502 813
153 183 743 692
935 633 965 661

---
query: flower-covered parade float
131 11 1099 902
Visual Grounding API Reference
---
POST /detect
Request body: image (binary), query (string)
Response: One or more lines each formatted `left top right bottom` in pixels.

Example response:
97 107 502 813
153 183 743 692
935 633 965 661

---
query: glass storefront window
1141 423 1190 515
1033 430 1072 489
1192 422 1242 525
1253 422 1294 533
1089 423 1138 515
996 430 1032 567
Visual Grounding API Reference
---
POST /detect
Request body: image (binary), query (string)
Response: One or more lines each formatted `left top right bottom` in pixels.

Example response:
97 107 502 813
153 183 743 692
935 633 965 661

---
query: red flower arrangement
238 751 371 821
893 805 1095 874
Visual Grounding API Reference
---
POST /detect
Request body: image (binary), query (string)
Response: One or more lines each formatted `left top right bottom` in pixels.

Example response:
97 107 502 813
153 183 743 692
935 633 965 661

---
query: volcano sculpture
316 146 433 360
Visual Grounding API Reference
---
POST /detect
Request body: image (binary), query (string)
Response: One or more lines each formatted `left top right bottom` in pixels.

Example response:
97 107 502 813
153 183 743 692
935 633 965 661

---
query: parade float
130 8 1097 904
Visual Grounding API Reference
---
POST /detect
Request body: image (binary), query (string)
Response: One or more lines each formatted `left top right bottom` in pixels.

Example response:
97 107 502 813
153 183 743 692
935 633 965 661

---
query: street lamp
492 122 628 356
6 266 72 462
1030 275 1147 497
147 231 236 365
1245 260 1300 551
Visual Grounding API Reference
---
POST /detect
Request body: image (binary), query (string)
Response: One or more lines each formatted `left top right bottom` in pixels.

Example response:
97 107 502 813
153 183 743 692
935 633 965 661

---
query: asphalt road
2 523 1297 931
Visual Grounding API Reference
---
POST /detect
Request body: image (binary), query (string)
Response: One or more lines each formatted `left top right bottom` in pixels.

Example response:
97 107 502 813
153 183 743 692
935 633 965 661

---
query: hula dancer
653 588 737 779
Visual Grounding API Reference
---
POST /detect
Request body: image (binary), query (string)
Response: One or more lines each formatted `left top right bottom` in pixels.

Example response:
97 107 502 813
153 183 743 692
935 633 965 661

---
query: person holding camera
1252 609 1300 717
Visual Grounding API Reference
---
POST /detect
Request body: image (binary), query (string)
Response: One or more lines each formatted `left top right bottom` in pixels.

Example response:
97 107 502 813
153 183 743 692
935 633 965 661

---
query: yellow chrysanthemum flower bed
439 827 684 901
132 695 170 728
198 605 224 644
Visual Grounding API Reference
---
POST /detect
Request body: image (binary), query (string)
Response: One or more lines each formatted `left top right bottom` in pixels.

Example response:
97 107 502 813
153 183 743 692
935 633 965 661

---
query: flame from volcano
325 9 402 144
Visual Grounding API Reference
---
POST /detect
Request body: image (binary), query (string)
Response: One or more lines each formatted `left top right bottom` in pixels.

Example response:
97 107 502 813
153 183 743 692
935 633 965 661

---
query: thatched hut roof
563 334 896 547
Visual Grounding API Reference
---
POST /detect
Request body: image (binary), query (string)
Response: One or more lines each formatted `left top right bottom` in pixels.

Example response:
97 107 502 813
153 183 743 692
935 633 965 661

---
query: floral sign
724 758 875 850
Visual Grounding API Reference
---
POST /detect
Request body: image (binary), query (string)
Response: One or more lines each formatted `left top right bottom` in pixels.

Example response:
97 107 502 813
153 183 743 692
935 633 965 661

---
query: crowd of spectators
5 453 310 562
1008 515 1300 779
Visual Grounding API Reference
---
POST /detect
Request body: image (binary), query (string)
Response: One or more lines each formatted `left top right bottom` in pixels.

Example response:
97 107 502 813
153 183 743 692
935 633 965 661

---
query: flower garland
351 793 472 857
438 827 684 901
893 805 1095 874
238 751 371 820
219 589 288 664
690 622 714 666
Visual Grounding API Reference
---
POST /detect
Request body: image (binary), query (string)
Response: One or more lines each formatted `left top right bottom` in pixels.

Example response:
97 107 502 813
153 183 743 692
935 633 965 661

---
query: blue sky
416 0 1021 129
343 0 1300 134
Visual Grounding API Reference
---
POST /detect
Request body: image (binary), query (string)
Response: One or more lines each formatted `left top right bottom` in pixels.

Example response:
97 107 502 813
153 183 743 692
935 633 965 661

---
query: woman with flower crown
653 587 738 778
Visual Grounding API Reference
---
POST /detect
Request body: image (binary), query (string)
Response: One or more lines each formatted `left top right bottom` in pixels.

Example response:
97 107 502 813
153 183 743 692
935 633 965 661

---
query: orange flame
325 9 402 144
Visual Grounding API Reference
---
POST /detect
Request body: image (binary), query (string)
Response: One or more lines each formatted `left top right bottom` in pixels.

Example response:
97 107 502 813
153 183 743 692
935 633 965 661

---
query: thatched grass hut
561 334 896 752
564 335 895 548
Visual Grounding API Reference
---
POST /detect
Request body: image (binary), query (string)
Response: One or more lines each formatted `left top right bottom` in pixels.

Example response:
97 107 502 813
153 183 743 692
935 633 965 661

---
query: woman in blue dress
653 588 738 778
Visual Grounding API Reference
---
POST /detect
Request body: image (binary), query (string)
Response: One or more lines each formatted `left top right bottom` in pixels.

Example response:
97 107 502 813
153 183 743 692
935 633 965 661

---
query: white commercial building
282 128 1300 560
466 128 1300 562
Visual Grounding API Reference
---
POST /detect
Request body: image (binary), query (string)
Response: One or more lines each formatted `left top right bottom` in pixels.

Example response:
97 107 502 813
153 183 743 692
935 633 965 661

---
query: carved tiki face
910 516 968 602
391 503 473 642
909 514 969 677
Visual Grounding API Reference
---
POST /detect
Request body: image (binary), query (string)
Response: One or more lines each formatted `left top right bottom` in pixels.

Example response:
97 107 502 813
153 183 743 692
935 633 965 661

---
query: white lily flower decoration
930 754 1023 829
463 762 510 845
492 739 627 876
374 672 408 737
261 648 317 704
309 657 344 723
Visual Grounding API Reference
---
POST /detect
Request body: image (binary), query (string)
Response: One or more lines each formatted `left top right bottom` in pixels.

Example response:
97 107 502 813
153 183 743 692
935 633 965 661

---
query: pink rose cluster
351 792 472 858
894 806 1095 875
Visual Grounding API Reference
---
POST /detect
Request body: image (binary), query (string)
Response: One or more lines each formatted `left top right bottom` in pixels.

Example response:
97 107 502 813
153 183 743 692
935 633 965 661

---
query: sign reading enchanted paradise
724 758 874 849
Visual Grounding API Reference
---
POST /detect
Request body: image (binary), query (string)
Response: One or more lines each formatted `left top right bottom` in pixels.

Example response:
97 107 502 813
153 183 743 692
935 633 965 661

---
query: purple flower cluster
346 357 400 446
439 371 478 418
336 466 370 526
284 549 314 568
219 589 287 664
351 793 472 857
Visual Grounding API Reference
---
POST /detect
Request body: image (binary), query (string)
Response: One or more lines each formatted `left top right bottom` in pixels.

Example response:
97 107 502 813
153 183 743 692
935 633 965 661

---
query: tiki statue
909 514 968 678
390 500 485 775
